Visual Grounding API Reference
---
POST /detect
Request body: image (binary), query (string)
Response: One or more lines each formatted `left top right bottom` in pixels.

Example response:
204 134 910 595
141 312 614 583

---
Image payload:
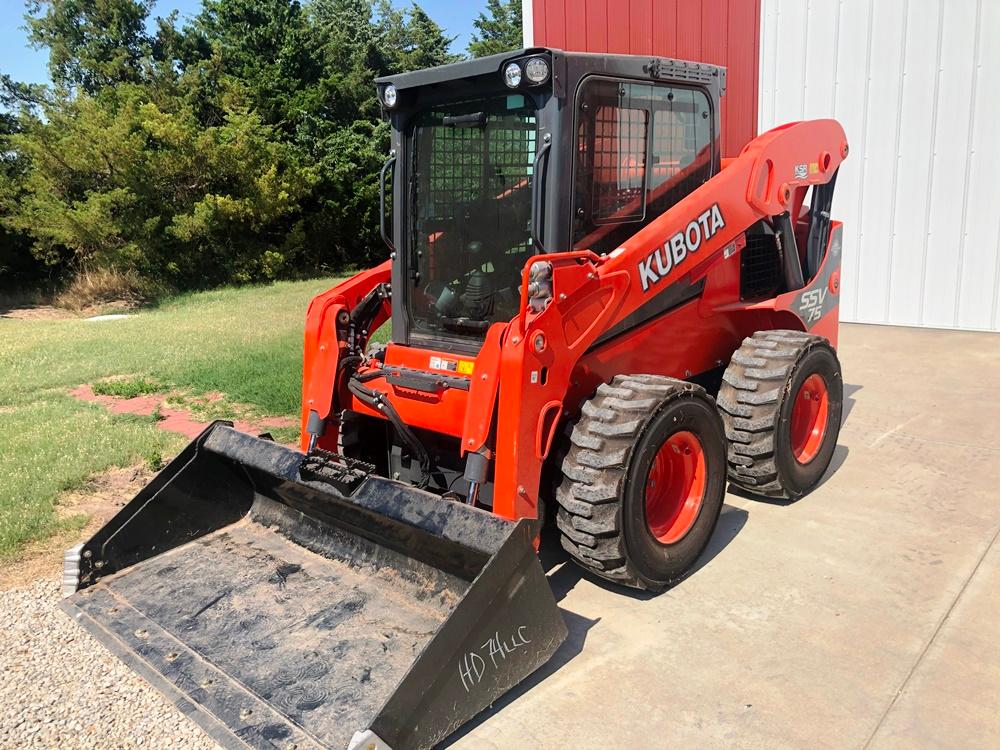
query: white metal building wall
759 0 1000 331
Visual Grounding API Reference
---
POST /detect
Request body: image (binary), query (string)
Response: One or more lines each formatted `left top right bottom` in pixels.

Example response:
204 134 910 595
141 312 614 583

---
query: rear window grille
741 232 782 300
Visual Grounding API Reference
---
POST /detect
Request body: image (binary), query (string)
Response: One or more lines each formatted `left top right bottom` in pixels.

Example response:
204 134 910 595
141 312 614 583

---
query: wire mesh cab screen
407 94 538 343
573 78 713 255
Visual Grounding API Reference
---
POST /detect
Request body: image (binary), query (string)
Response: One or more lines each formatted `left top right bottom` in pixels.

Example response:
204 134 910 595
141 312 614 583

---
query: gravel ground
0 578 218 750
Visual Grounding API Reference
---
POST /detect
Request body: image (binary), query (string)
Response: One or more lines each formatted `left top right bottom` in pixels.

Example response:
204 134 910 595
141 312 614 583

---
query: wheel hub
644 430 706 545
790 373 829 464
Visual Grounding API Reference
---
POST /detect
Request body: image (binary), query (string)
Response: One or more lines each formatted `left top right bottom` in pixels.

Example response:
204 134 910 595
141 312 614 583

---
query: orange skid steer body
63 48 848 750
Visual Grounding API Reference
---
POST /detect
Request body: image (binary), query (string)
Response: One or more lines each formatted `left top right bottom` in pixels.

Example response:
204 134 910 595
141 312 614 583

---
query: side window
573 79 713 254
650 88 710 186
589 105 648 223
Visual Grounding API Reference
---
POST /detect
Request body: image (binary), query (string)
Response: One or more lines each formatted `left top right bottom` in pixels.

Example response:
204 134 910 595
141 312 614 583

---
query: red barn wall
530 0 761 157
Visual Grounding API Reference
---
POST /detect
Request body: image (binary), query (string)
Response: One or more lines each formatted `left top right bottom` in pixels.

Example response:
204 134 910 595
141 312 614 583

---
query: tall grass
0 277 342 559
54 268 146 311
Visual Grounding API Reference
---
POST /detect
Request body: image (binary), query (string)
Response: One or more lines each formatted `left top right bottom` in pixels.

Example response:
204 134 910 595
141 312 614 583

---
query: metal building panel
629 0 653 54
584 0 608 51
959 0 1000 330
652 0 678 55
529 0 761 157
760 0 1000 331
801 0 839 118
885 0 942 326
828 0 874 324
539 0 566 48
853 0 908 326
725 0 761 160
565 1 588 50
675 0 703 61
606 0 628 53
921 0 979 328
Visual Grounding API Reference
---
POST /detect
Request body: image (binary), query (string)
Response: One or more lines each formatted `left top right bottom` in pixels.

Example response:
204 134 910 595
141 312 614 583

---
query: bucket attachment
61 423 567 750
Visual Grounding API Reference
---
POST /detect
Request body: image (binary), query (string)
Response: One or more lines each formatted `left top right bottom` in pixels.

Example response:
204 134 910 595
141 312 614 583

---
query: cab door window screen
573 79 713 255
589 104 648 223
407 95 538 342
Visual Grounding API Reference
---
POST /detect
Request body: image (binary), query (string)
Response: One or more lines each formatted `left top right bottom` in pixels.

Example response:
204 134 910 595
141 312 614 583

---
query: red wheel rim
644 431 706 545
790 373 829 464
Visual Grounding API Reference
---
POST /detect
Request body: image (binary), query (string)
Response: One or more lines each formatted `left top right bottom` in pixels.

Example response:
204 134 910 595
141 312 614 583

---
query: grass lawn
0 277 347 560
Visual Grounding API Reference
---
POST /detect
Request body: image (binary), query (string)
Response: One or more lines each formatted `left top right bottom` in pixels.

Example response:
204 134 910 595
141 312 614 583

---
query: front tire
555 375 728 591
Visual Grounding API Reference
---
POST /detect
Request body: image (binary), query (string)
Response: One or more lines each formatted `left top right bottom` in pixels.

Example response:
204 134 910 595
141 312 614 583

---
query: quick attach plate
299 449 375 497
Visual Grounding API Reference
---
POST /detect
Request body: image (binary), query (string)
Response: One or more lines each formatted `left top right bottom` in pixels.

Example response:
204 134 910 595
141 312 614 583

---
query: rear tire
555 375 727 592
718 330 843 499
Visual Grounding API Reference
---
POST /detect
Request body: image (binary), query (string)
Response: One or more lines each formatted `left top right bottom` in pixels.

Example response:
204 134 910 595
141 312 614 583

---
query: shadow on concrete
687 503 749 577
441 505 749 746
727 444 850 506
539 503 749 602
842 382 862 425
813 444 850 492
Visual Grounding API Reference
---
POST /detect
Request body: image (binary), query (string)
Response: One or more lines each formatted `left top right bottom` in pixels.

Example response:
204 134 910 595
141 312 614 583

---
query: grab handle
380 151 397 252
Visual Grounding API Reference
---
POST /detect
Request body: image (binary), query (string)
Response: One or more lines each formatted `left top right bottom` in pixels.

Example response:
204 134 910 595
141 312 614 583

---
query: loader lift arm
301 260 392 451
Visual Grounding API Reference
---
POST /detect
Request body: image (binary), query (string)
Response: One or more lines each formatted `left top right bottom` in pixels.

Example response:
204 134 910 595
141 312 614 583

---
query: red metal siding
531 0 760 157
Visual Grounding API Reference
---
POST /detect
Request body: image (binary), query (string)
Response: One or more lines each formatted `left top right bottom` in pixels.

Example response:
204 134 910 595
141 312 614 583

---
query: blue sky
0 0 487 85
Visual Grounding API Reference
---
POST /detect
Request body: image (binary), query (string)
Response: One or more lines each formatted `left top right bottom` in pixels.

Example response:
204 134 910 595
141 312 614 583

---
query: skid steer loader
62 48 849 749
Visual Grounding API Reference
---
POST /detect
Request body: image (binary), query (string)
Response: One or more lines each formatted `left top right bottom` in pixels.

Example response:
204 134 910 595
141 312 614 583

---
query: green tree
4 84 317 286
398 4 459 70
5 0 463 295
296 1 458 269
186 0 323 130
0 74 51 287
468 0 522 58
25 0 155 93
375 1 459 72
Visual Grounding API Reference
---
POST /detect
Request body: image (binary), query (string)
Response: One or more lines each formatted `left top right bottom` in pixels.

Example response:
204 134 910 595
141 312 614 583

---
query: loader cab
376 49 725 355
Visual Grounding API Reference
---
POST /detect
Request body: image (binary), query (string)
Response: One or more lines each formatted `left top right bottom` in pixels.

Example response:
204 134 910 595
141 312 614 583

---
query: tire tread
719 330 834 499
555 375 704 589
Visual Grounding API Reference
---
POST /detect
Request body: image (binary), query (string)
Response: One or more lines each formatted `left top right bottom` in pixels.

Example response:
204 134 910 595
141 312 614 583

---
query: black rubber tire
718 330 843 499
555 375 728 592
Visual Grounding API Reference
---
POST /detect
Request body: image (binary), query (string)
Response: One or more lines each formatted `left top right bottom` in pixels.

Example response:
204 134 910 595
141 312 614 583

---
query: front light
503 62 522 88
524 57 550 84
382 84 398 108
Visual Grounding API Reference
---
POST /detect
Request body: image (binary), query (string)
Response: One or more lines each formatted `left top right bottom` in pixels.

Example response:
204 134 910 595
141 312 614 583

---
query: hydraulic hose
347 375 432 489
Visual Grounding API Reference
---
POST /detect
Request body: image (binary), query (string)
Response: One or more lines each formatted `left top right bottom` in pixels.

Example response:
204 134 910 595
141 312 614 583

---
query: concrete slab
450 323 1000 750
867 528 1000 749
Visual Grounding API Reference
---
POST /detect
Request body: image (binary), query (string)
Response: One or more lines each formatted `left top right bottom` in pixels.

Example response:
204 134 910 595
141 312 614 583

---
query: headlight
524 57 550 84
382 84 398 108
503 62 522 88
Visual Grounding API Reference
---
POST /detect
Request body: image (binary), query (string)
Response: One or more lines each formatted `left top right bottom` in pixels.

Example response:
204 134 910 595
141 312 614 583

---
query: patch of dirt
56 464 154 523
70 383 298 443
0 465 154 590
0 305 78 321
